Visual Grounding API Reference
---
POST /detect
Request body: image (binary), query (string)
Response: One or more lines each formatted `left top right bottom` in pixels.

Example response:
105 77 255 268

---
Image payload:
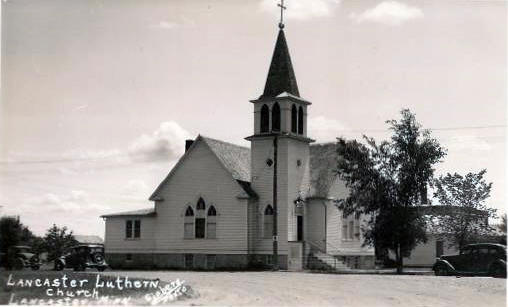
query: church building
101 20 375 271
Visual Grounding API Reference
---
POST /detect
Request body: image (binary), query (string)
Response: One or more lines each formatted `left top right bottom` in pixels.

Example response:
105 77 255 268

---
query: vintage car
54 244 107 271
1 245 41 270
433 243 506 277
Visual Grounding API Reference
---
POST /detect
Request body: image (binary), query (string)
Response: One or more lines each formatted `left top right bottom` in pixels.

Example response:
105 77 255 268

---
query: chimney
185 140 194 152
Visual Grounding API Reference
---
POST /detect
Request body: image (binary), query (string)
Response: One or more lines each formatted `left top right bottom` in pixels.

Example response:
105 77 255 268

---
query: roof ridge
200 135 250 150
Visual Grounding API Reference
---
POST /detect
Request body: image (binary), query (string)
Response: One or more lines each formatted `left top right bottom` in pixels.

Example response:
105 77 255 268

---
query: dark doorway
297 216 303 241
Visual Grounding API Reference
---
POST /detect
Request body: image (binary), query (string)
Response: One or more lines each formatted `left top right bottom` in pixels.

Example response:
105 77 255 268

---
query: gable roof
73 235 104 244
149 135 256 201
308 142 339 198
201 136 251 182
100 207 156 218
261 29 300 99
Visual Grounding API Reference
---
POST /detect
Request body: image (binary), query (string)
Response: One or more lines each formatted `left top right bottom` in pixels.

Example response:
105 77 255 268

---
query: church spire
260 1 300 99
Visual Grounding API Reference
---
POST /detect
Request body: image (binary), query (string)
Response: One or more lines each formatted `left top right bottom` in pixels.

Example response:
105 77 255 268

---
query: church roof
201 136 251 182
146 135 339 204
261 29 300 99
309 142 339 198
100 207 156 218
73 235 104 244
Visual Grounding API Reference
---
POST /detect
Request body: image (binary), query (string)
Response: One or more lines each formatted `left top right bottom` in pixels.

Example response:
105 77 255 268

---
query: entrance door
297 215 303 241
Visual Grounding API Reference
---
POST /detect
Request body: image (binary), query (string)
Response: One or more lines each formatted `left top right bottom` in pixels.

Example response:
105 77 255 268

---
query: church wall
305 200 326 250
282 138 310 243
250 137 286 254
104 216 156 253
151 140 249 254
326 176 348 252
247 199 259 253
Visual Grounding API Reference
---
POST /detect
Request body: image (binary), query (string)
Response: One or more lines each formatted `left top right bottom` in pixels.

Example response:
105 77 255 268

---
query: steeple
261 29 300 99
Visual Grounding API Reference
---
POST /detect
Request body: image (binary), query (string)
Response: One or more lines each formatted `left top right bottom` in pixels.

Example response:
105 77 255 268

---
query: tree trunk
396 244 403 274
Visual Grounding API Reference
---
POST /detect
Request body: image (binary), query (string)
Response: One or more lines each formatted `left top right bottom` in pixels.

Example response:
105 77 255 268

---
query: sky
0 0 506 237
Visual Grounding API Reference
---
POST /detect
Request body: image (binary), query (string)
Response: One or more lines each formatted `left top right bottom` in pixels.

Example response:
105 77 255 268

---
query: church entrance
297 215 303 241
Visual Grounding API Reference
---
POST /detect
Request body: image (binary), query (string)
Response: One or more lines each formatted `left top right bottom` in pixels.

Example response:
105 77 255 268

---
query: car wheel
97 266 106 272
490 264 506 278
31 265 40 271
54 261 64 271
434 265 449 276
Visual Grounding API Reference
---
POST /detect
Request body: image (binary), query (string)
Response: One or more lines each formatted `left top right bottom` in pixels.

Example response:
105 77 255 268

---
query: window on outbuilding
134 220 141 238
298 106 304 135
349 221 354 240
260 104 270 133
185 206 194 216
272 102 280 132
125 220 132 238
264 205 274 239
125 219 140 239
291 105 297 133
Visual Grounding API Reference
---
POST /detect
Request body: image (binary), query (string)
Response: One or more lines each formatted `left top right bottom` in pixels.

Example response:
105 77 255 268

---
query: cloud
350 1 423 26
148 17 195 30
128 121 192 162
26 190 109 213
308 115 349 142
122 179 150 200
149 21 179 30
260 0 340 20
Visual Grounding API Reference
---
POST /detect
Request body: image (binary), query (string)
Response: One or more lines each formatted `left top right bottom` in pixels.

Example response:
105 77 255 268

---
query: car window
489 248 498 254
479 248 489 254
461 248 471 255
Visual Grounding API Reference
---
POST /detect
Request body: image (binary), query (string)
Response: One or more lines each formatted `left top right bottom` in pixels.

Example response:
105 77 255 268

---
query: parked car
433 243 506 277
54 244 107 271
0 245 41 270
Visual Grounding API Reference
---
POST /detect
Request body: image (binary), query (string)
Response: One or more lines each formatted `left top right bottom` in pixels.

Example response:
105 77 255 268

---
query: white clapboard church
101 20 375 270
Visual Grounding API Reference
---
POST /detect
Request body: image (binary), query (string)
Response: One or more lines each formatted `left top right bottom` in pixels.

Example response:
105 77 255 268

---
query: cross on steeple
278 0 286 29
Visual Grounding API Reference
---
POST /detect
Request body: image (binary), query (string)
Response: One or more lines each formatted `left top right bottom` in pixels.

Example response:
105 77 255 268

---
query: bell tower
246 13 314 268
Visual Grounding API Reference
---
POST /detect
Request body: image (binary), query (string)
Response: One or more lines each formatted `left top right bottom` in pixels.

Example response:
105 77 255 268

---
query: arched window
207 206 217 216
195 198 206 238
272 103 280 132
264 205 274 238
260 104 269 133
207 206 217 239
197 197 205 210
184 206 194 239
298 106 304 135
291 104 297 133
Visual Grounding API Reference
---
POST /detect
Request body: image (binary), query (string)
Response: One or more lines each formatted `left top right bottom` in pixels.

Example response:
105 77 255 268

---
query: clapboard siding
152 140 248 254
403 235 458 267
305 200 325 250
104 216 156 252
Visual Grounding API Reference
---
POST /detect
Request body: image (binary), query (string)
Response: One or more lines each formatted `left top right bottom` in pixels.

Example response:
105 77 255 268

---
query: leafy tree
43 224 78 261
432 170 496 249
336 109 446 273
0 216 40 251
0 216 24 254
497 213 507 235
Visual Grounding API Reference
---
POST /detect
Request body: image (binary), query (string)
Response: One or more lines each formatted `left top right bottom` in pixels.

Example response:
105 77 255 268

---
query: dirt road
105 271 506 306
